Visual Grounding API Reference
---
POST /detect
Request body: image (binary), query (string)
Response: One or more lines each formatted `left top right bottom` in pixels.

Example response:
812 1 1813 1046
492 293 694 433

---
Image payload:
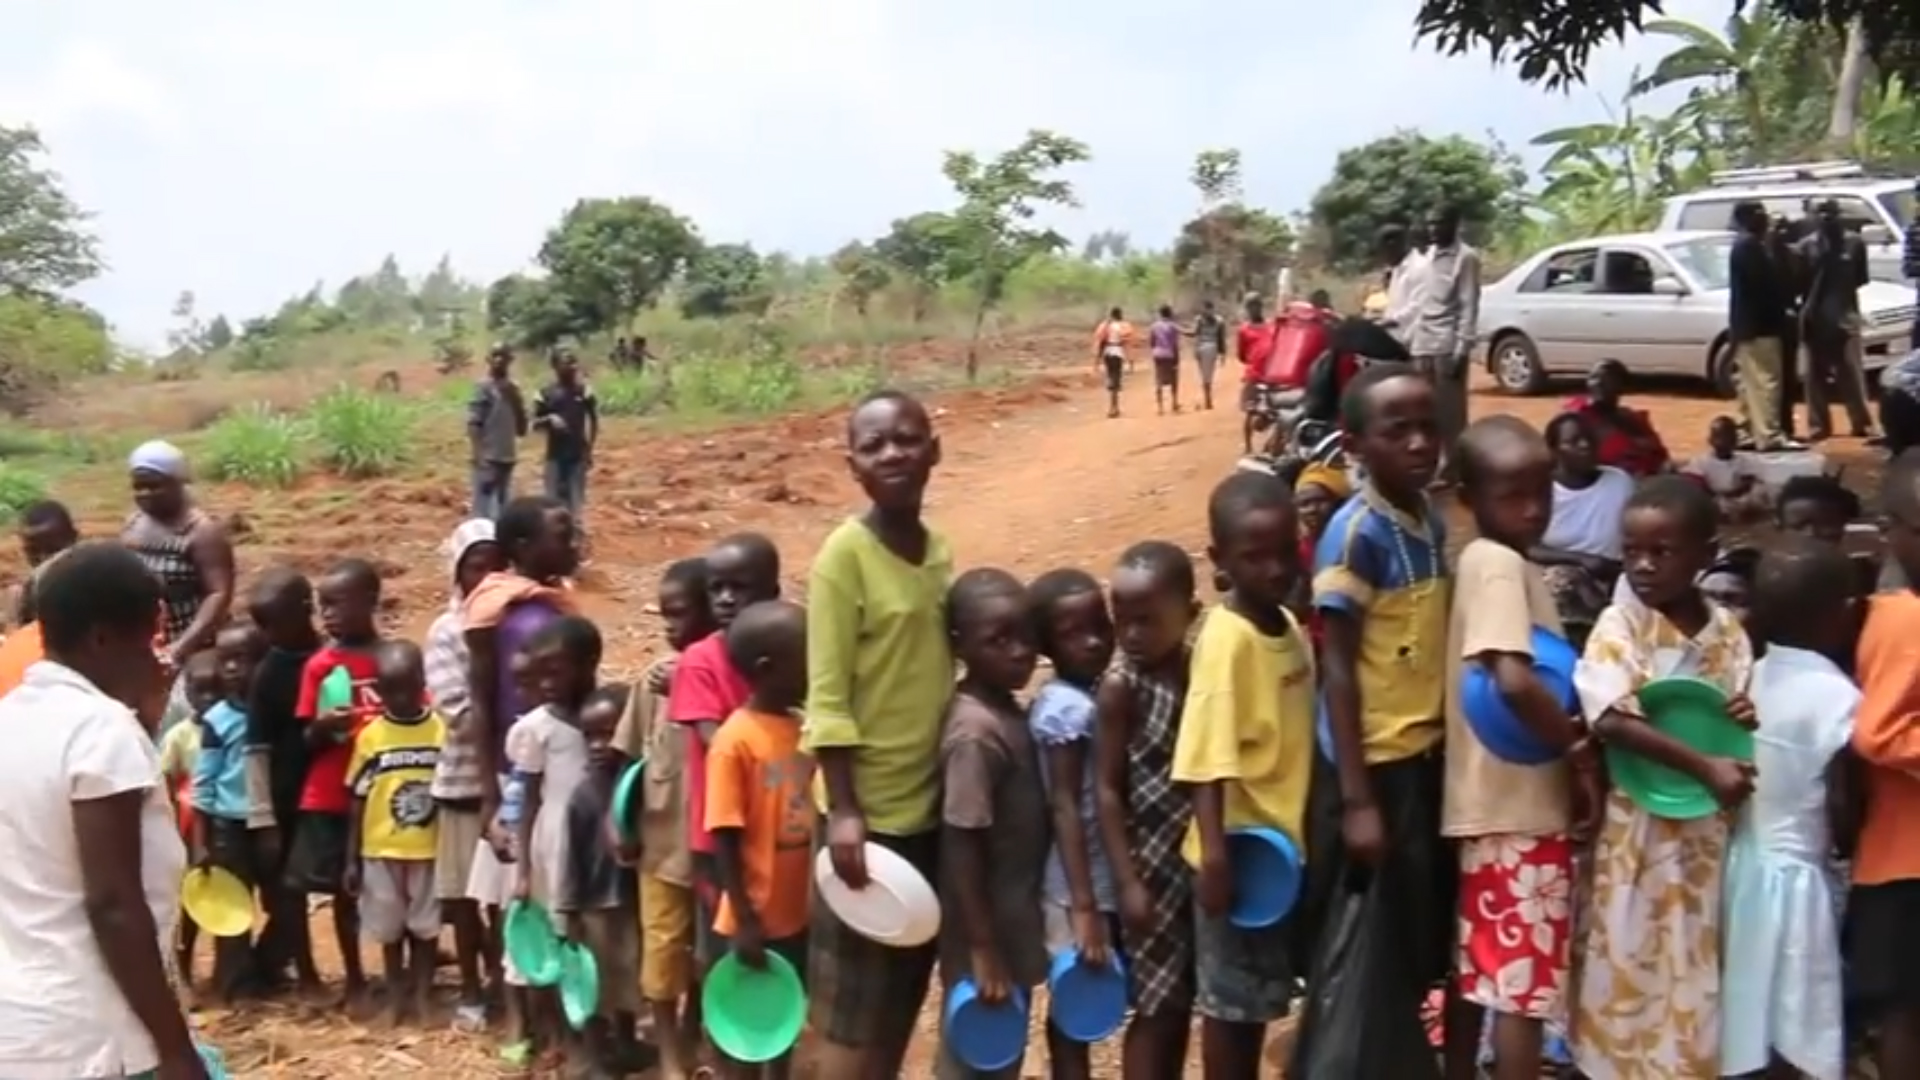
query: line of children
112 375 1920 1080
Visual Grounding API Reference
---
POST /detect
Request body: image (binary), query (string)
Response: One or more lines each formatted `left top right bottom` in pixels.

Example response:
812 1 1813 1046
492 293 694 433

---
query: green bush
596 368 668 417
199 405 307 488
0 464 50 523
308 384 416 478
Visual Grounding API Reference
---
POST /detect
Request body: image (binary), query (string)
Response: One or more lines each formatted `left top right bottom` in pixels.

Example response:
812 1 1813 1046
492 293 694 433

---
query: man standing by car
467 344 527 519
1797 199 1876 441
1904 178 1920 350
1407 207 1480 482
1378 223 1429 348
1729 201 1794 451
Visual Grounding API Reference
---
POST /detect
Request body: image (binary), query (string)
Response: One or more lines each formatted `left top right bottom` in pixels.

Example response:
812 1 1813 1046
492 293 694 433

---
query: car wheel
1489 333 1547 395
1708 337 1738 400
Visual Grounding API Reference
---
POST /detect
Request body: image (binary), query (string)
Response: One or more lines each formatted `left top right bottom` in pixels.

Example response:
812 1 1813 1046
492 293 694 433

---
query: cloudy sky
1 0 1726 346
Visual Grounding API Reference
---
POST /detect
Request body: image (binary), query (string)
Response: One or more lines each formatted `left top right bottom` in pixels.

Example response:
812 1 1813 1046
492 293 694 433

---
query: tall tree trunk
1829 15 1871 149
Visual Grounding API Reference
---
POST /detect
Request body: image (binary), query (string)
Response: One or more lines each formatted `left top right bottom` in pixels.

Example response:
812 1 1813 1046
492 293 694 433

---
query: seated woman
1562 358 1673 478
1532 412 1636 648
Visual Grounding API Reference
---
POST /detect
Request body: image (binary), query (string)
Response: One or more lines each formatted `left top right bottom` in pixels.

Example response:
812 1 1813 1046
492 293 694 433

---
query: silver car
1478 230 1917 396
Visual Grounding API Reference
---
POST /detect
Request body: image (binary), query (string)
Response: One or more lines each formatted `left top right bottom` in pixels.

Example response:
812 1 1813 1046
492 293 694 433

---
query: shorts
434 801 485 900
1240 382 1260 412
640 872 696 1001
283 812 350 895
570 908 642 1016
1041 901 1125 961
1194 905 1295 1025
1845 879 1920 1015
807 826 940 1049
1455 833 1574 1019
361 858 440 944
1152 356 1179 389
1102 352 1124 392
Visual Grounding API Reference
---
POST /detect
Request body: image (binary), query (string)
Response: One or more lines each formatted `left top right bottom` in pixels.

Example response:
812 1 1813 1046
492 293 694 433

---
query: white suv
1657 161 1914 283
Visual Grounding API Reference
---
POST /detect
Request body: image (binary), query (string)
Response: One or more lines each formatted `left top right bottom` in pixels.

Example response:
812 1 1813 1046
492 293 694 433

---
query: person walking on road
1190 300 1227 411
1728 202 1797 451
533 349 599 529
1148 305 1184 415
467 344 528 520
1406 207 1481 483
1795 200 1876 442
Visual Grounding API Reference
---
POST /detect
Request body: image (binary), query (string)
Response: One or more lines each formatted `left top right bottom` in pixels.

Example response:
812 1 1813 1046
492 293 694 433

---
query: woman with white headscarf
121 442 235 724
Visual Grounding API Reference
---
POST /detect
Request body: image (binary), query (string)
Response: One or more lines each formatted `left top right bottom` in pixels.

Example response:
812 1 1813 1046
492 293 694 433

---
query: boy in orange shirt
1850 448 1920 1078
706 599 814 1079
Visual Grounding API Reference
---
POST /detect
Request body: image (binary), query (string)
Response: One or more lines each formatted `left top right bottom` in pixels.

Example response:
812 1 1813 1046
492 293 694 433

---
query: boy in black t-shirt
245 567 322 991
534 349 599 529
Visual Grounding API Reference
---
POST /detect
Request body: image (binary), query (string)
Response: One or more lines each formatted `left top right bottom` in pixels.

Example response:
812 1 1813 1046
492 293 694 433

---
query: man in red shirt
1235 295 1279 454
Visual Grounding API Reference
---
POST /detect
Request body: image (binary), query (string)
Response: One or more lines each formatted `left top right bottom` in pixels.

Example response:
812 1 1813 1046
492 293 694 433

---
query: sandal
496 1039 534 1075
452 1003 488 1034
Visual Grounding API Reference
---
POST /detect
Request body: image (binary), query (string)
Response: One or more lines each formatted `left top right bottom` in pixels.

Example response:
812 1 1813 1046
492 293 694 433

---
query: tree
537 196 701 333
874 212 961 322
830 242 892 317
333 253 414 327
484 273 593 352
1081 229 1132 262
203 314 234 351
414 253 471 328
166 290 204 355
681 242 774 320
939 129 1091 379
1173 149 1295 303
0 126 103 296
1306 131 1526 273
1631 14 1778 160
1412 0 1920 90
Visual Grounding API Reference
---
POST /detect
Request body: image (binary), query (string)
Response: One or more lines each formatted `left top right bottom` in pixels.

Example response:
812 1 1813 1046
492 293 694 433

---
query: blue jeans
543 457 587 522
470 460 515 520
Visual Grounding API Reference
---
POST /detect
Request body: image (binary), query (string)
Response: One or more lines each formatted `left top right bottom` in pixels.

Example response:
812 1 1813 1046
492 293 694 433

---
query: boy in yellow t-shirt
1172 471 1316 1079
345 641 446 1024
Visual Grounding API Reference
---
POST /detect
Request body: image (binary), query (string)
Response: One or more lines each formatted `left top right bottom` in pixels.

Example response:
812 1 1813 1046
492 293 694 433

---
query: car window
1665 236 1734 290
1597 249 1667 295
1879 189 1914 230
1521 248 1598 294
1676 199 1740 231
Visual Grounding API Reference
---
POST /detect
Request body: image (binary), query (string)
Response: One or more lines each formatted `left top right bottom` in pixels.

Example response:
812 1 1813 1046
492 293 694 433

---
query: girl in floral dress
1570 476 1757 1080
1093 541 1199 1080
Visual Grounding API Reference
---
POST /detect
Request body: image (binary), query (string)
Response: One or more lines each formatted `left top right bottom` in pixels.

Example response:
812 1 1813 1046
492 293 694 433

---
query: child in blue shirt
191 622 267 1001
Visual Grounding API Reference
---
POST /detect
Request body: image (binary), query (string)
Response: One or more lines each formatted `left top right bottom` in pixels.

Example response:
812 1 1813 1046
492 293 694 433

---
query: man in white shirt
1407 207 1483 483
1379 223 1430 346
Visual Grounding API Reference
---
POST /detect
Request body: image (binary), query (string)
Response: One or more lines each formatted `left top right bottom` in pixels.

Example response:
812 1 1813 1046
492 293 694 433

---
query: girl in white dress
1721 539 1859 1080
508 616 602 912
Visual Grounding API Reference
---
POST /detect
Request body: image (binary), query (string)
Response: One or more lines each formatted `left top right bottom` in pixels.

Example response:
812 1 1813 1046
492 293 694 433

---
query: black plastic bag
1287 871 1440 1080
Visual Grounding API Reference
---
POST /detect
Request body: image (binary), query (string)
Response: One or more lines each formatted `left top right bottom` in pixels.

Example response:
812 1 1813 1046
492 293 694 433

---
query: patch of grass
307 384 417 478
0 464 50 523
596 368 669 417
199 405 307 487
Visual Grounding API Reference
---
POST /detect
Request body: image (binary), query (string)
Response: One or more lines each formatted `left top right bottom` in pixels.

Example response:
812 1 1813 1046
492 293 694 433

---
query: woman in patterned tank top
122 442 235 727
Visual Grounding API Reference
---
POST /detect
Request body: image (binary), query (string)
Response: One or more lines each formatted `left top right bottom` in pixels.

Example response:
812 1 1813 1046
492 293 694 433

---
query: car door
1592 245 1705 377
1511 247 1601 376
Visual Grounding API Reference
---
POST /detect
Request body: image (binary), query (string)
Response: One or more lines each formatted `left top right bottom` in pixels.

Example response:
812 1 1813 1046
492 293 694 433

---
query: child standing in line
344 641 446 1026
287 557 388 1000
1175 472 1317 1080
1569 475 1757 1080
244 568 322 993
192 622 269 1002
936 569 1050 1080
613 557 716 1080
707 600 816 1080
1722 538 1858 1080
1846 450 1920 1079
163 651 220 988
804 390 954 1080
669 533 780 978
559 685 649 1077
1292 463 1352 651
1444 418 1600 1080
1027 568 1120 1080
509 617 606 1052
1299 363 1463 1075
425 519 505 1030
1094 541 1201 1080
